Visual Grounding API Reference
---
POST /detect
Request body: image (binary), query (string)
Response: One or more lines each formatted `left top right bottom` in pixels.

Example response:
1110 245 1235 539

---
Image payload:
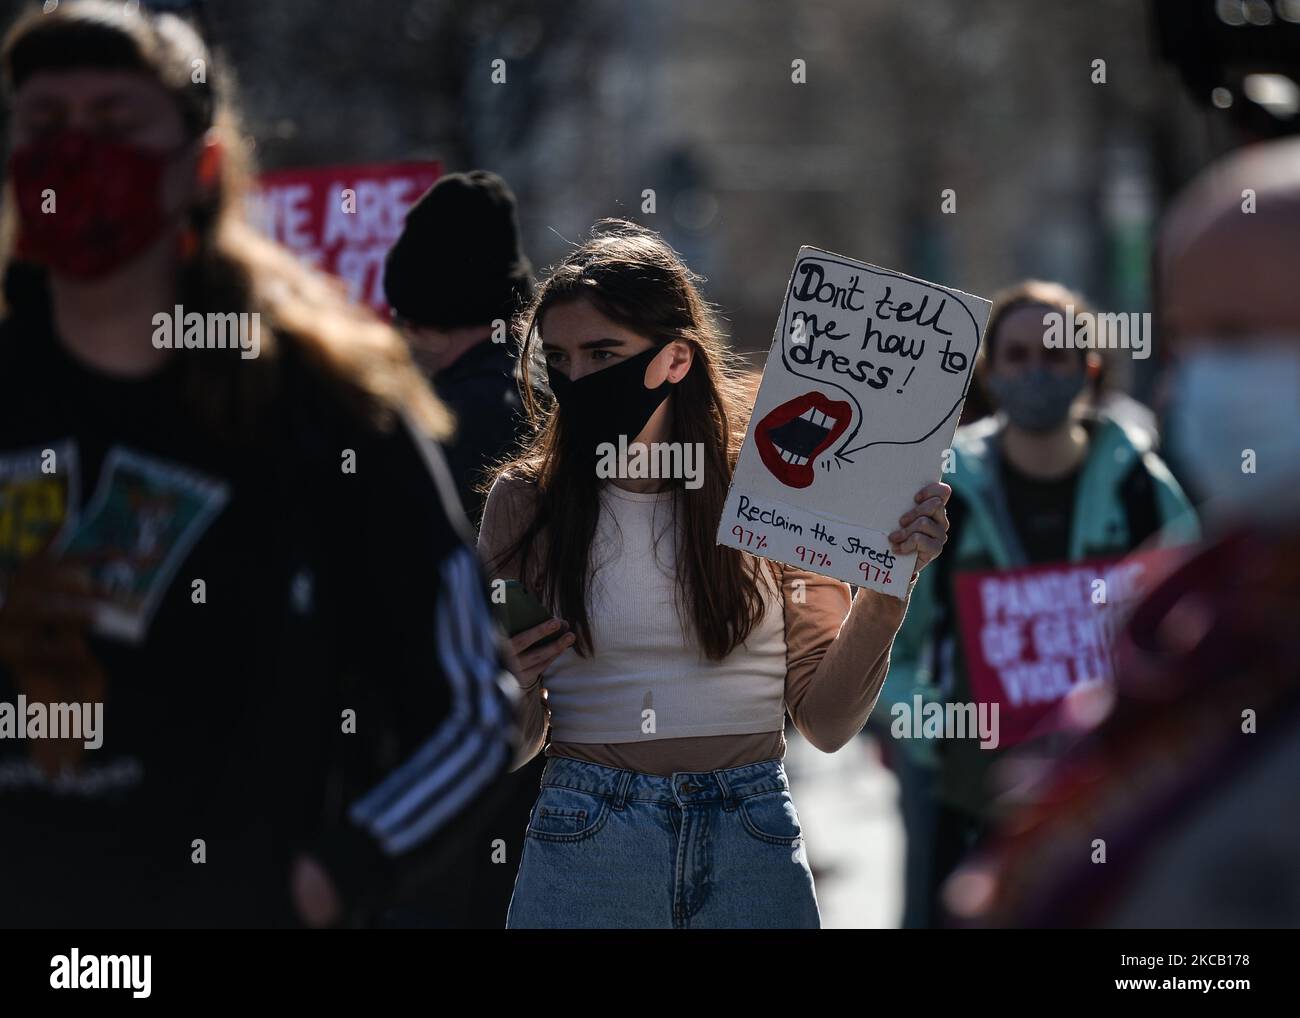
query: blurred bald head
1159 137 1300 351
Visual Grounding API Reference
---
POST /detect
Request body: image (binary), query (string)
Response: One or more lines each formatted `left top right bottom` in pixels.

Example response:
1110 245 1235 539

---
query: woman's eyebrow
540 336 625 352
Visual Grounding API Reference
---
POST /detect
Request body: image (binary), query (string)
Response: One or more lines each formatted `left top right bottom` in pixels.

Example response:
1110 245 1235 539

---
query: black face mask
546 346 676 456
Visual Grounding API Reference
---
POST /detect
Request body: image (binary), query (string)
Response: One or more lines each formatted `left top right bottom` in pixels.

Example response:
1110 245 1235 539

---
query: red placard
953 549 1180 747
251 161 441 312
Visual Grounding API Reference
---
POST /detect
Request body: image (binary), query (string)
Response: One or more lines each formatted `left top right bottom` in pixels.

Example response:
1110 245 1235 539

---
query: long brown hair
487 220 774 661
0 0 449 442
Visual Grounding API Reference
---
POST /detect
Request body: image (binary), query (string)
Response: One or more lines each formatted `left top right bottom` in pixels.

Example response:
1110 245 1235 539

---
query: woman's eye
591 350 614 361
544 350 565 365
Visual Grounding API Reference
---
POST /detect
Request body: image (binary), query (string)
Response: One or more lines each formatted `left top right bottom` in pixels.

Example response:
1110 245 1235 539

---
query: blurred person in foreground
946 137 1300 928
872 280 1199 927
0 1 515 927
383 169 531 527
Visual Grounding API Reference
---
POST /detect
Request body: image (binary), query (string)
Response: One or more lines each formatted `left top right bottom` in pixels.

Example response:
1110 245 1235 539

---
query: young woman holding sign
479 220 951 928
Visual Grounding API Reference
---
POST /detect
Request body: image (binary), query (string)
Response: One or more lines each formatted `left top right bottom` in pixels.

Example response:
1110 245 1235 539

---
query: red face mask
8 131 178 280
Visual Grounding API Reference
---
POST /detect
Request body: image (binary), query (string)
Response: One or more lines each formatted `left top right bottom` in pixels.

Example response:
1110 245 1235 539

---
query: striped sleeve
347 544 517 856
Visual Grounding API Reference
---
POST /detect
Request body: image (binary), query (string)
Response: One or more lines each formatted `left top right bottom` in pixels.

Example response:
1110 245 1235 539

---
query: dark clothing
385 755 545 928
433 339 525 527
929 801 983 928
403 337 537 928
998 455 1079 563
0 306 516 927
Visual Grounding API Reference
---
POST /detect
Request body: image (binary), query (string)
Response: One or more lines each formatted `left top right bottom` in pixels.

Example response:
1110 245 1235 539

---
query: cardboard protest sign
953 549 1183 747
717 247 989 596
251 160 441 312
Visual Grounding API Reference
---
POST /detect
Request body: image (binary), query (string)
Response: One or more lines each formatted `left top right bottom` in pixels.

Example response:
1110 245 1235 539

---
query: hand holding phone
497 580 561 646
496 580 574 690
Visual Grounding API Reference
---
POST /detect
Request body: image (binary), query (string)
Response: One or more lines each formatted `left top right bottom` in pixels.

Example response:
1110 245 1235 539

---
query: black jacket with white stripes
0 307 517 927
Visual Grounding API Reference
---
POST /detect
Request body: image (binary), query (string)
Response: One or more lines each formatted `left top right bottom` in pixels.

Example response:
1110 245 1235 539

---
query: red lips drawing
754 391 852 488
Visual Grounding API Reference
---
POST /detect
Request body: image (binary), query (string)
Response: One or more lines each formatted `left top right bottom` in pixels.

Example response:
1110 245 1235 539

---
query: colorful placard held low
953 549 1183 747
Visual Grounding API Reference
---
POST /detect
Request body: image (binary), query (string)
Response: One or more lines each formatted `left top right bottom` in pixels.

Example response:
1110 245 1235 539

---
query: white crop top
542 483 788 744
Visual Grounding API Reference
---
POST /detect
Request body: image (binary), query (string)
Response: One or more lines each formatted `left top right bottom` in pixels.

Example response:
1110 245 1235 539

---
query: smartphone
496 579 564 647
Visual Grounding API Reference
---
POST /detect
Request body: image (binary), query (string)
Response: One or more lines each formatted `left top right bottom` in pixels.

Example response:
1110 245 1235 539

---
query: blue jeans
506 755 821 929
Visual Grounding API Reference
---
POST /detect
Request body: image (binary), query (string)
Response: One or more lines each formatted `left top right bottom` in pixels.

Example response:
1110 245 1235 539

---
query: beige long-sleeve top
478 474 910 776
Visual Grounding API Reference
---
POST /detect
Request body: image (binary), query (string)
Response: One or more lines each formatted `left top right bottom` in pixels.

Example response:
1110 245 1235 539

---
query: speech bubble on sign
779 254 982 467
718 248 989 598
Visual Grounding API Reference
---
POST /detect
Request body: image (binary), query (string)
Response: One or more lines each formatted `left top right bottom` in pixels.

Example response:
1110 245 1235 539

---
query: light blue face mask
1165 342 1300 510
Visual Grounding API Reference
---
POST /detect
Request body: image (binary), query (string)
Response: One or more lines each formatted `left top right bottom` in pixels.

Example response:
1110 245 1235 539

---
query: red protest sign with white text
251 161 440 312
953 550 1180 747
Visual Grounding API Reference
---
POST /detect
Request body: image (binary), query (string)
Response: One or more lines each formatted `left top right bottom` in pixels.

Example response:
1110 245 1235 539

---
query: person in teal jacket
872 280 1199 927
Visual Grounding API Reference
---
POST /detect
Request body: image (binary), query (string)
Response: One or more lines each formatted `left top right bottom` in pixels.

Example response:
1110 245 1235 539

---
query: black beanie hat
383 170 533 330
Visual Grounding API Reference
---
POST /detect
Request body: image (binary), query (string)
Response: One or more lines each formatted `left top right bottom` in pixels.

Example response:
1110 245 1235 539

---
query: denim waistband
539 754 788 808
